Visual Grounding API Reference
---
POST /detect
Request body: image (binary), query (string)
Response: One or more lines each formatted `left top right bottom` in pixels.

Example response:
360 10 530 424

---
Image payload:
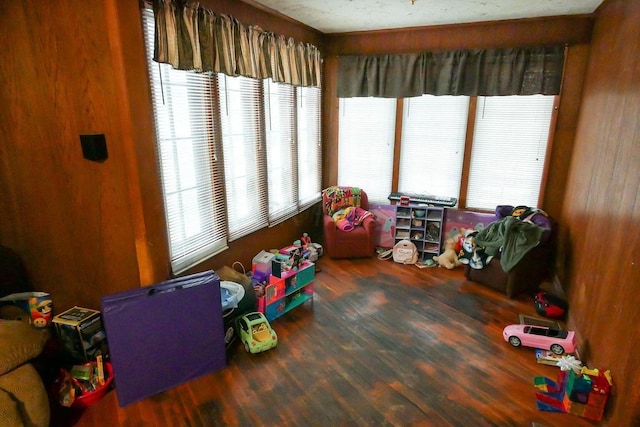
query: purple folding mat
101 270 226 407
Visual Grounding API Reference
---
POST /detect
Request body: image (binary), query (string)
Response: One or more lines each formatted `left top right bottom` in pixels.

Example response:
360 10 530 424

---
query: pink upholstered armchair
322 187 377 259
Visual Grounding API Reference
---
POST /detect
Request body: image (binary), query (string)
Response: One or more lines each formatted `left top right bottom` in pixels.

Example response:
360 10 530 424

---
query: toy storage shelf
258 261 314 321
394 204 444 262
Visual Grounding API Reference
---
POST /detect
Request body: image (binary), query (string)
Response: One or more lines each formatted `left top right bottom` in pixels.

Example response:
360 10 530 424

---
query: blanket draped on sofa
473 216 545 272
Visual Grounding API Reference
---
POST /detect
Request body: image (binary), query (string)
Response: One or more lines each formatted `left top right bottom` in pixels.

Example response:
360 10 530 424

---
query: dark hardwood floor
62 257 599 427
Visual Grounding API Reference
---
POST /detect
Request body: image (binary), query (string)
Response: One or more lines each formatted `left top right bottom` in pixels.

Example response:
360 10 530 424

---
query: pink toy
301 233 311 248
503 324 576 355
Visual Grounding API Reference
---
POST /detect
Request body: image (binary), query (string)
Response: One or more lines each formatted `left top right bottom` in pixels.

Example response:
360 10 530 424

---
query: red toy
534 291 568 318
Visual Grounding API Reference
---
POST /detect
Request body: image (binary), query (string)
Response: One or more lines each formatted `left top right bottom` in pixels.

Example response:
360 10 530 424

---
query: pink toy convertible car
503 324 576 355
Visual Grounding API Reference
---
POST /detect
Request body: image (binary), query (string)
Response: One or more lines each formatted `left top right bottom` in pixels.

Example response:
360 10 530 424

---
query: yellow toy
433 238 462 269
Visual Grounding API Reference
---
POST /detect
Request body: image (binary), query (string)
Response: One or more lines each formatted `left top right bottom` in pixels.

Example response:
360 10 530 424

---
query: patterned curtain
151 0 322 88
337 46 565 98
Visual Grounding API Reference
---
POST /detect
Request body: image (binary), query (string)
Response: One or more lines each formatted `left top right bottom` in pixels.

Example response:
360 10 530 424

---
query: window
297 85 322 208
337 97 396 204
143 9 227 273
399 95 469 198
218 75 268 239
142 9 321 273
467 95 555 210
264 80 297 224
337 95 555 210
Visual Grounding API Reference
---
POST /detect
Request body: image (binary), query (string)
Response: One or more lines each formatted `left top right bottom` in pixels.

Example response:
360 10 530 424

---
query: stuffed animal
433 238 462 269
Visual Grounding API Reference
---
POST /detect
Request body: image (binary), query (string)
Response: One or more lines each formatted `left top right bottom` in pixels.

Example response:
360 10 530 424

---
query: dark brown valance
337 46 565 98
151 0 322 88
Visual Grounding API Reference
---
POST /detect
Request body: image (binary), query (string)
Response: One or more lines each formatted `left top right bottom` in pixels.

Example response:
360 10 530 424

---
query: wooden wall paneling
544 44 591 220
325 15 594 56
560 0 640 425
0 0 141 311
0 3 31 247
322 55 340 188
105 0 171 286
547 44 591 281
536 95 561 210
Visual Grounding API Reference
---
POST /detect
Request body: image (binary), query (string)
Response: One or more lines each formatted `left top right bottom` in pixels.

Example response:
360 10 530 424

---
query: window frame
142 8 322 273
465 95 557 211
337 97 397 204
337 94 558 211
398 94 470 199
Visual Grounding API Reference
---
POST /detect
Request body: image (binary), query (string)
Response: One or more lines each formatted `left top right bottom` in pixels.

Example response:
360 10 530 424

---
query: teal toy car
236 312 278 353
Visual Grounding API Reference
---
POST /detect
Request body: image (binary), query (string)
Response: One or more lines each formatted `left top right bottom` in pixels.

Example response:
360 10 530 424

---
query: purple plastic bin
101 270 226 407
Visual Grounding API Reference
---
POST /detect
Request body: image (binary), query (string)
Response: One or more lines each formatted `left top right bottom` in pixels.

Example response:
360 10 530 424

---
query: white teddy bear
433 238 461 269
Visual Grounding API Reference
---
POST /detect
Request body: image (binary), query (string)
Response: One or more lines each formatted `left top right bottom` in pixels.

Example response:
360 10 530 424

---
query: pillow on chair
322 186 363 217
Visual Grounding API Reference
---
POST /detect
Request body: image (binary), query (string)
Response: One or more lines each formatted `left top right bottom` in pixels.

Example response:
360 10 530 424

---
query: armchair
322 187 376 259
464 205 556 298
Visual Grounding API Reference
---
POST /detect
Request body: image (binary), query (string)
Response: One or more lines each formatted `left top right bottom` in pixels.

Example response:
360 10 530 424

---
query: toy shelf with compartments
394 204 444 262
257 261 314 321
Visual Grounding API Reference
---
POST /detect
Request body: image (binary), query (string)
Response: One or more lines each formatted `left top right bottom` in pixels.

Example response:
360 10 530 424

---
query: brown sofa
0 320 50 427
464 206 556 298
0 246 50 427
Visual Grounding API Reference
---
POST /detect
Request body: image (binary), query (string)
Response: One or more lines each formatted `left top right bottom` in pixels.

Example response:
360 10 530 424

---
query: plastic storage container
71 362 114 409
252 250 275 277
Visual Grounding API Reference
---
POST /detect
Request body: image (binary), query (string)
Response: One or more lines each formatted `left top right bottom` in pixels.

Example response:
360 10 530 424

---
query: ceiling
248 0 604 33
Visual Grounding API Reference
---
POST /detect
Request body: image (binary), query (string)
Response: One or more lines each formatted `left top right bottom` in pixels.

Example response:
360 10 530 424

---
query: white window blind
142 8 227 273
264 79 297 224
338 97 396 204
297 85 322 209
399 95 469 199
467 95 555 210
218 75 269 240
143 6 323 271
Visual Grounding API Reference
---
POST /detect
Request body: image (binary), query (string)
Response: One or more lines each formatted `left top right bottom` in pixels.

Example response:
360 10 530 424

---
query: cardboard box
535 348 571 366
0 291 53 328
53 306 108 363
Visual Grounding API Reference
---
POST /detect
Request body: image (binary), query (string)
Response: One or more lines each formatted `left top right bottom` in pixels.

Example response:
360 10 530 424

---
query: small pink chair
322 187 376 259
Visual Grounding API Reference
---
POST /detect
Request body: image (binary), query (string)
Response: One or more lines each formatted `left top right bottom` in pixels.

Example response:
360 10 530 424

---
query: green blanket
473 216 544 272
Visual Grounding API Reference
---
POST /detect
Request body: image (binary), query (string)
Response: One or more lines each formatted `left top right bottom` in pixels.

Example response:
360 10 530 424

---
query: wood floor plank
60 257 599 427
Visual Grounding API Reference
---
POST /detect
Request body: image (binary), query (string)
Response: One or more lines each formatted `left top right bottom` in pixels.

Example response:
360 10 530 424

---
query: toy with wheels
503 324 576 355
236 312 277 354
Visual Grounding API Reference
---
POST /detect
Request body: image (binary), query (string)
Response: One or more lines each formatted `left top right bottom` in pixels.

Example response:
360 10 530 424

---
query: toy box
252 250 275 276
442 209 495 242
535 348 576 366
0 291 53 328
53 306 108 363
257 276 286 313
